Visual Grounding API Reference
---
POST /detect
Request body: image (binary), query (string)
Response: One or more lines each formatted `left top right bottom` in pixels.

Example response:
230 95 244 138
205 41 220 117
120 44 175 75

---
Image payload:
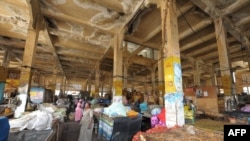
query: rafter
180 25 215 51
125 36 160 49
221 0 250 16
0 46 22 63
139 1 194 44
128 45 145 58
27 0 41 29
190 0 250 69
54 37 105 55
42 22 65 76
100 46 113 64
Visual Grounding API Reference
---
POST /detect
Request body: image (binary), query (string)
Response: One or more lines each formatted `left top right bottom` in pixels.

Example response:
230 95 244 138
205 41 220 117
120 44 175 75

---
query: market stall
7 103 65 141
8 120 58 141
97 113 142 141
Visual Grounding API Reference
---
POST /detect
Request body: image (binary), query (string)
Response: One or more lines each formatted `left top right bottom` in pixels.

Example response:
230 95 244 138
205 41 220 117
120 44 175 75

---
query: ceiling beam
42 22 65 76
185 37 235 57
27 0 41 29
0 46 22 63
179 18 212 40
60 56 96 65
190 0 248 45
143 26 161 42
54 37 105 55
130 55 154 66
42 8 115 35
180 25 215 51
100 46 113 64
125 36 160 49
57 50 101 60
139 1 194 43
0 37 25 49
221 0 250 16
190 0 219 19
235 16 250 26
191 0 250 69
128 45 145 59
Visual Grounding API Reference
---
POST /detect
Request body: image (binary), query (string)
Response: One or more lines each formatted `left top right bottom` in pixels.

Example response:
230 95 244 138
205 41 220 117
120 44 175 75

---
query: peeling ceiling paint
0 15 28 35
90 12 126 30
121 0 137 13
87 31 111 47
67 22 84 36
52 0 67 5
73 0 107 11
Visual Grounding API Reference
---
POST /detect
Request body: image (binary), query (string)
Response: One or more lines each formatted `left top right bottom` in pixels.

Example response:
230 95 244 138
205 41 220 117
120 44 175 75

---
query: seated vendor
241 103 250 112
56 95 66 106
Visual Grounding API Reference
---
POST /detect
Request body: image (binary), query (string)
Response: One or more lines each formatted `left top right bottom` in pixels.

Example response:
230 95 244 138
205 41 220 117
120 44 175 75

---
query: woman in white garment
78 101 94 141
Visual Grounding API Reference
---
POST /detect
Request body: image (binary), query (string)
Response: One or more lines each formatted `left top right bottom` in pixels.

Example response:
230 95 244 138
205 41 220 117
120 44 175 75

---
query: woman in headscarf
75 100 83 121
78 101 94 141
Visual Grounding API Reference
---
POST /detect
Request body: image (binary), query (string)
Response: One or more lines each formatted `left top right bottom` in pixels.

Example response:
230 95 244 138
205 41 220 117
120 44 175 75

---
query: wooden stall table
0 112 14 118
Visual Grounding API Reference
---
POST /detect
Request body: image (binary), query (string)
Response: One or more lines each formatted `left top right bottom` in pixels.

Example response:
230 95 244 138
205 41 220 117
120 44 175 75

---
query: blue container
0 116 10 141
0 83 5 104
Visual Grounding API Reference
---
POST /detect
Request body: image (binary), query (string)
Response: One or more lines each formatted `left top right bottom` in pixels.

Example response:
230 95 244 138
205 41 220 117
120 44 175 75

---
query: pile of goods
102 102 139 118
132 126 175 141
103 102 128 117
132 125 223 141
126 110 139 118
0 106 12 115
8 103 66 131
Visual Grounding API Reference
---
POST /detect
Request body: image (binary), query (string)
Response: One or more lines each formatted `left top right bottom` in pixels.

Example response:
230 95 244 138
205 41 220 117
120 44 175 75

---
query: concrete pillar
112 29 124 103
131 73 135 91
193 60 201 86
91 84 95 97
150 67 156 94
83 80 88 91
214 17 232 96
51 65 57 102
108 71 113 93
95 62 100 97
158 49 164 106
62 76 66 95
161 0 184 127
123 62 128 89
88 80 91 93
16 21 40 117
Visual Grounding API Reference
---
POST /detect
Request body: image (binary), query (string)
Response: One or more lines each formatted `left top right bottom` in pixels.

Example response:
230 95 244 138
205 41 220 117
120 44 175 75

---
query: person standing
78 102 94 141
75 100 83 121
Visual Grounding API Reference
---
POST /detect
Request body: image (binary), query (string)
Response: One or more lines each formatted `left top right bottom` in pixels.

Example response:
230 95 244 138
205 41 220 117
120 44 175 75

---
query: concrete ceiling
0 0 250 88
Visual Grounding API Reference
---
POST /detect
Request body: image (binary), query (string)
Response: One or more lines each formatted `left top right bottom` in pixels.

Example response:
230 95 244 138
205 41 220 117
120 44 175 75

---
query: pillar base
164 92 184 128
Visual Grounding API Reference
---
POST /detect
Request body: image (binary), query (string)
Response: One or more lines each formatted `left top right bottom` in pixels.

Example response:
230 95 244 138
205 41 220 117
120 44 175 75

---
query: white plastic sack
9 113 36 131
105 102 127 117
9 110 53 131
32 111 53 130
37 103 57 113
